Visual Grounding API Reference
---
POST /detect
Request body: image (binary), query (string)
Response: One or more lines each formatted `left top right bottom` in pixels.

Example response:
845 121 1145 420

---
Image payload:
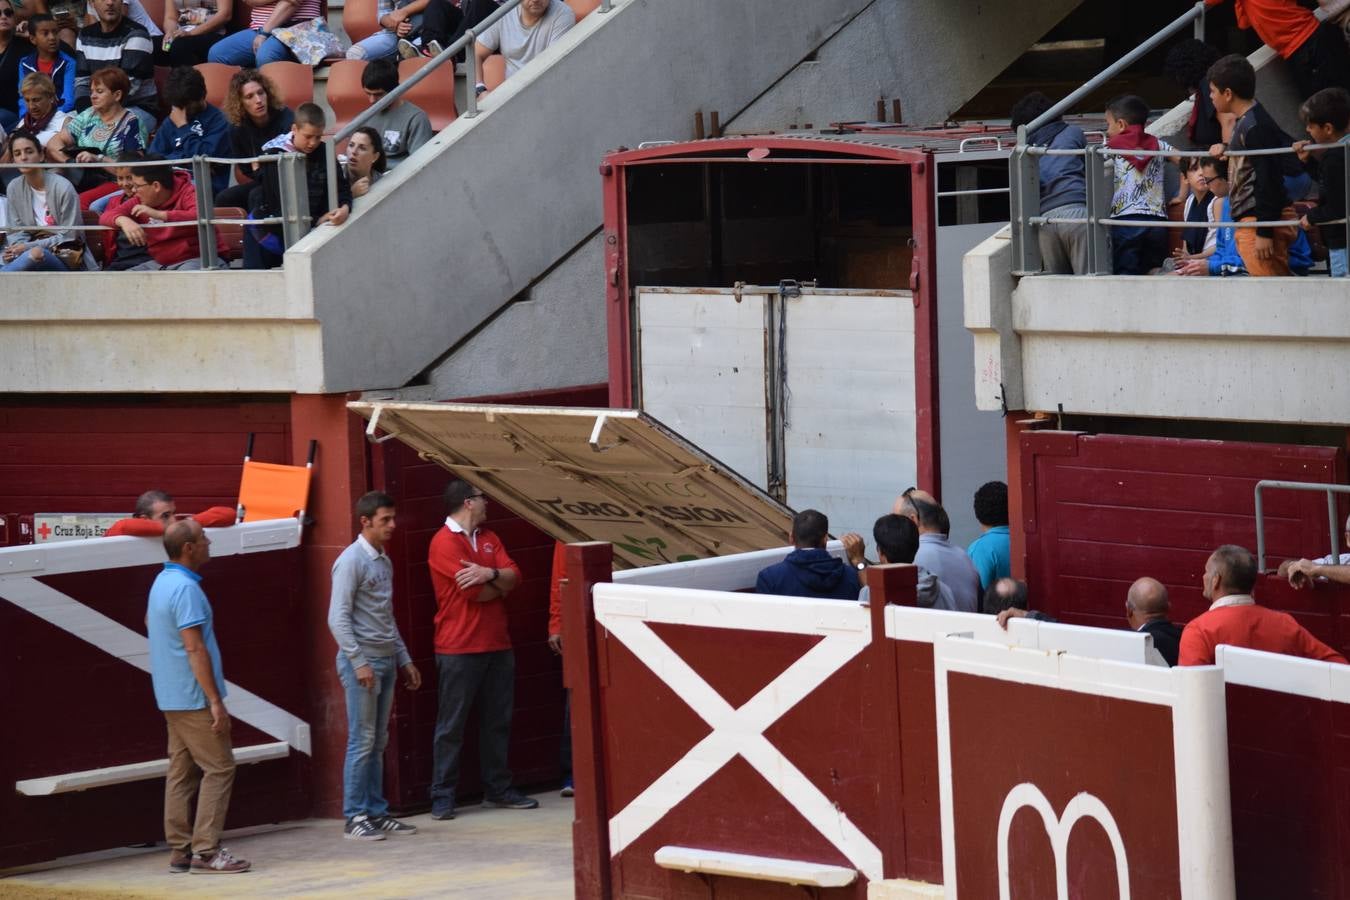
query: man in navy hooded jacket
755 509 860 601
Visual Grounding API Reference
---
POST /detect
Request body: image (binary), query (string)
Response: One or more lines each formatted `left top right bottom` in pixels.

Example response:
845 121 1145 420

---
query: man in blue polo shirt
146 518 250 875
967 481 1012 593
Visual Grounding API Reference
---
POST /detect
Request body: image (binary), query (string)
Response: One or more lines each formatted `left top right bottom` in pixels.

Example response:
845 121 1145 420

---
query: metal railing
1254 480 1350 572
1010 0 1348 276
1010 141 1350 275
0 152 308 270
324 0 616 214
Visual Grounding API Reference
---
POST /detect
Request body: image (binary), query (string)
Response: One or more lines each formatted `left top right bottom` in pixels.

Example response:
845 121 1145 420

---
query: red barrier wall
0 398 312 868
1020 431 1348 629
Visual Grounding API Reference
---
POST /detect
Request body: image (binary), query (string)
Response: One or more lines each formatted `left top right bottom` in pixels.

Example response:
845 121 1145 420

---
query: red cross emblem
36 522 52 540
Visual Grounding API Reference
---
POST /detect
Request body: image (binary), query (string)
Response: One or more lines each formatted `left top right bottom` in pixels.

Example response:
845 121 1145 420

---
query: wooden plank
15 742 290 795
653 846 857 887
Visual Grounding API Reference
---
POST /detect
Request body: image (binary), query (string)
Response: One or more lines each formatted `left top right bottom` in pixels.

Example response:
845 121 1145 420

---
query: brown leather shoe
190 847 251 874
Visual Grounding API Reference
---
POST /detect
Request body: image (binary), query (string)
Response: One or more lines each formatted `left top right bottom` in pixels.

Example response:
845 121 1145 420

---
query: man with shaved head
1179 544 1346 666
1125 577 1182 666
895 488 980 613
146 518 249 873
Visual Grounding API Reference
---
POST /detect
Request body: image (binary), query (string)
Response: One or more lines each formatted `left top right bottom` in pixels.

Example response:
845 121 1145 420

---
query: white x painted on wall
600 613 883 881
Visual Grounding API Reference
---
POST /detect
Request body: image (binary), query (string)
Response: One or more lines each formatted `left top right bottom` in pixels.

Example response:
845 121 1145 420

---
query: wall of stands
562 542 1350 899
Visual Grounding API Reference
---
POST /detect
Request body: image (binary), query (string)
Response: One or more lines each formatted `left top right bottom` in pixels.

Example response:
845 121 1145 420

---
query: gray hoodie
5 172 97 269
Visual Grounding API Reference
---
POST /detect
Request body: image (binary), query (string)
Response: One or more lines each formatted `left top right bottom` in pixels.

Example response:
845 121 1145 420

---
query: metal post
465 28 480 118
325 139 339 223
190 155 220 270
1084 144 1113 275
600 0 610 11
1255 485 1267 572
1329 489 1341 563
1009 125 1043 275
277 153 311 248
1192 0 1205 40
1343 142 1349 276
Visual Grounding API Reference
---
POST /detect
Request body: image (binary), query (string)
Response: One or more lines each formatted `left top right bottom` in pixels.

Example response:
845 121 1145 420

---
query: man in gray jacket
327 491 422 841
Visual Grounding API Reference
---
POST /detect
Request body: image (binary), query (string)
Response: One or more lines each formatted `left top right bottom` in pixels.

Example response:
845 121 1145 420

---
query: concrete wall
0 271 322 393
420 231 607 398
965 231 1350 426
725 0 1085 133
292 0 877 393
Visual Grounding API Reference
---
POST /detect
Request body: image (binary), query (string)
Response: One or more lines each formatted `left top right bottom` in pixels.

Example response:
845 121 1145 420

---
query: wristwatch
488 567 499 583
856 561 867 571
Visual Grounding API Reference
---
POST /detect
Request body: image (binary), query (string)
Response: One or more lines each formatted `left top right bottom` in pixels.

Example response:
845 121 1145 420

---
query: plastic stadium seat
259 61 314 107
324 59 368 136
482 53 505 91
139 0 167 35
398 57 457 131
213 206 247 262
195 62 240 110
342 0 381 47
566 0 600 21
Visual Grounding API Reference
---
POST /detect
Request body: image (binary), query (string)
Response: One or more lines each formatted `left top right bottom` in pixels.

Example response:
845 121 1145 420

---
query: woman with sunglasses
0 0 34 133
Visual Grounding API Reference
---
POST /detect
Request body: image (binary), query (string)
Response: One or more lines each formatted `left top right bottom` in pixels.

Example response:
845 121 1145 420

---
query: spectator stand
0 154 308 269
321 0 614 212
1008 2 1350 277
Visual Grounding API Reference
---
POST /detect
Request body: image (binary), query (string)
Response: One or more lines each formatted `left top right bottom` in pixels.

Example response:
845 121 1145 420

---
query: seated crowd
1021 0 1350 277
0 0 579 270
754 482 1350 671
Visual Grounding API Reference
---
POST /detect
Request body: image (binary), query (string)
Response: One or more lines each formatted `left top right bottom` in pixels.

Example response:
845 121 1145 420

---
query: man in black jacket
1125 577 1182 667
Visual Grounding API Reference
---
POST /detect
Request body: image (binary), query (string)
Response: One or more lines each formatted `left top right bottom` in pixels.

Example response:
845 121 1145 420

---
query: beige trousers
163 709 236 855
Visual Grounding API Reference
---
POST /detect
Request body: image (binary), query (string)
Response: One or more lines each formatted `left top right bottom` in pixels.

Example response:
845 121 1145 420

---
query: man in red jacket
101 157 221 269
1179 544 1347 666
427 479 535 820
1204 0 1350 98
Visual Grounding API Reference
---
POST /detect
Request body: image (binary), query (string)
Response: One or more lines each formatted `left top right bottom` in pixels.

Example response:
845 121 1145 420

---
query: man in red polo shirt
427 479 535 820
1179 544 1346 666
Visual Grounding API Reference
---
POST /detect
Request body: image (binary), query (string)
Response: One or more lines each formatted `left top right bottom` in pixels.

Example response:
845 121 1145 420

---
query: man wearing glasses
104 155 216 269
427 479 533 820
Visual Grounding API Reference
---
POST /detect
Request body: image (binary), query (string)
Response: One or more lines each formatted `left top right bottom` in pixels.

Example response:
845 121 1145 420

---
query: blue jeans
2 247 67 271
347 14 423 59
1332 247 1348 278
1110 214 1167 275
336 652 398 820
208 28 298 66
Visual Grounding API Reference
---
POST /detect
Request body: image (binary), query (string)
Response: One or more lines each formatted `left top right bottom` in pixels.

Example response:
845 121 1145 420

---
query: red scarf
1107 124 1159 173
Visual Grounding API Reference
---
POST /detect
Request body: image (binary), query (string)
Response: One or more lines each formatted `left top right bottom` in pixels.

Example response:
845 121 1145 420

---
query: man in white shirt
473 0 573 85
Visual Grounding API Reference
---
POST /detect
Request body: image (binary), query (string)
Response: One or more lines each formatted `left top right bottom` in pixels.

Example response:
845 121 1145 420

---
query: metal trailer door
636 285 915 541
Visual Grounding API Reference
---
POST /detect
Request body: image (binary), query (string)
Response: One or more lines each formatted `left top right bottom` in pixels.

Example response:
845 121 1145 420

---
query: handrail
323 0 529 213
1022 1 1206 135
1254 480 1350 572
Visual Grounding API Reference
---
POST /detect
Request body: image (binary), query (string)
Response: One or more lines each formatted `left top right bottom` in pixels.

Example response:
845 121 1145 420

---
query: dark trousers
1288 21 1350 100
431 649 515 804
419 0 463 47
559 689 572 778
1111 214 1168 275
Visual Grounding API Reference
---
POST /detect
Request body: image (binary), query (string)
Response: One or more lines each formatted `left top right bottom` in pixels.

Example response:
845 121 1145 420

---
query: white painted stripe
885 605 1157 665
15 741 290 796
1216 644 1350 703
0 519 302 581
0 578 311 754
603 614 881 880
595 581 868 636
654 845 857 887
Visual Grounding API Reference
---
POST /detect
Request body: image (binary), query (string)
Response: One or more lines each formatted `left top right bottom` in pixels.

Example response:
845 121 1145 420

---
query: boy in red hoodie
101 156 223 269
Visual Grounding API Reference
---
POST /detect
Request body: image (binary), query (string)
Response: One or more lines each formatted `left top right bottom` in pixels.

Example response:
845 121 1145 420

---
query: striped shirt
74 19 157 112
250 0 323 31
